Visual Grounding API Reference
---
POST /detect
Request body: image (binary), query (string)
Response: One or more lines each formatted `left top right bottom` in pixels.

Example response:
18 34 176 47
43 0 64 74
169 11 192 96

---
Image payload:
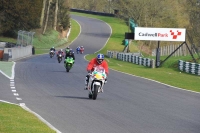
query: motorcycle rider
50 46 56 53
65 47 70 54
70 48 75 54
64 50 75 64
80 46 84 53
49 46 56 56
57 49 64 57
84 53 109 90
76 46 80 54
50 46 56 52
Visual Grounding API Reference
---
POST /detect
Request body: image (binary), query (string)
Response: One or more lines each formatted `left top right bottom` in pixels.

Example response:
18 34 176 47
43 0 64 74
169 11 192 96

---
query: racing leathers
64 51 75 64
85 58 109 90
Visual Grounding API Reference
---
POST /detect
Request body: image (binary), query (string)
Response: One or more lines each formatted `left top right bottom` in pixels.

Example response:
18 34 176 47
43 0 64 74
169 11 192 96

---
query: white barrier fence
179 60 200 75
107 51 154 68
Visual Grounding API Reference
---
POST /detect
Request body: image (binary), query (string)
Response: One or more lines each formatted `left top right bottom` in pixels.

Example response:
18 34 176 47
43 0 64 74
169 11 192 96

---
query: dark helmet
66 48 70 53
96 53 104 64
69 51 72 55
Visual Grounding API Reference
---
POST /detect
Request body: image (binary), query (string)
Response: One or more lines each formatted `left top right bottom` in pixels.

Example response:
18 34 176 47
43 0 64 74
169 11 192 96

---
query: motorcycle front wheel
92 85 99 100
66 64 71 72
58 58 62 63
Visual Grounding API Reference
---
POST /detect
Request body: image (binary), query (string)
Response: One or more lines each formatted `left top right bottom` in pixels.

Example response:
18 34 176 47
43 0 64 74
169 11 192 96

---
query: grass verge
0 61 13 78
0 103 56 133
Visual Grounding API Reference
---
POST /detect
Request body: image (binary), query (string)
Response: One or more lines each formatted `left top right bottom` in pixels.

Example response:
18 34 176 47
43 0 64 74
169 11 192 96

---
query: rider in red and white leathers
84 53 109 90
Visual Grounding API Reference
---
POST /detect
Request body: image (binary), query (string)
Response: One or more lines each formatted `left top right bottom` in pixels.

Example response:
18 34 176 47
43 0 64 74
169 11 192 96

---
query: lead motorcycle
64 57 74 72
87 66 107 100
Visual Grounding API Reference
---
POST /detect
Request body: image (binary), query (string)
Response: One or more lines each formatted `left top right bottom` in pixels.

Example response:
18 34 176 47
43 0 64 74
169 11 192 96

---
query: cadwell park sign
134 27 186 42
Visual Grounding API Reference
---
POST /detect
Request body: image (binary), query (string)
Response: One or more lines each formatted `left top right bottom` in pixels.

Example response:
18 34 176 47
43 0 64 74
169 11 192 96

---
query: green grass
0 103 56 133
33 30 66 49
0 61 13 78
0 36 17 43
34 18 80 54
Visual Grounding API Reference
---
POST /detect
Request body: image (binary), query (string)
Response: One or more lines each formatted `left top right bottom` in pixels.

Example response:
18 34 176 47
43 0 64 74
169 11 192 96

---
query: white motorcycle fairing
87 66 106 100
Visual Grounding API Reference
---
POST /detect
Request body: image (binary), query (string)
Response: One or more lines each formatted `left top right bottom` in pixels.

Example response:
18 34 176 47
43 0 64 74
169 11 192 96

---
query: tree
53 0 58 30
40 0 47 27
58 0 70 30
0 0 42 37
42 0 52 34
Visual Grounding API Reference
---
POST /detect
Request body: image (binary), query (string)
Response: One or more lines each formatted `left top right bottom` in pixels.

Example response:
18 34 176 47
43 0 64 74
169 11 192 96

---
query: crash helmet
70 49 74 54
96 53 104 64
69 51 72 55
81 46 83 48
60 49 63 52
66 47 70 53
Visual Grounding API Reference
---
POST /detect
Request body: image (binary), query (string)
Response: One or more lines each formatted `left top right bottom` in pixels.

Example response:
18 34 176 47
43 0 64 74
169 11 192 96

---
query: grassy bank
33 18 80 55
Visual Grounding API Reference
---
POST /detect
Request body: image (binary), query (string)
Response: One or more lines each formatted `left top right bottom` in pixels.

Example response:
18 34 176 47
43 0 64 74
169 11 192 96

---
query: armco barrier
179 60 200 75
107 51 153 68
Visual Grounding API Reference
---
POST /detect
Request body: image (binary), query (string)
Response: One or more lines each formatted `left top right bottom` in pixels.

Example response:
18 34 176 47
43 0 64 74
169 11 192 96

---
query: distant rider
65 47 70 54
84 53 109 90
50 46 56 52
76 46 80 54
80 46 84 53
70 48 75 54
57 49 64 57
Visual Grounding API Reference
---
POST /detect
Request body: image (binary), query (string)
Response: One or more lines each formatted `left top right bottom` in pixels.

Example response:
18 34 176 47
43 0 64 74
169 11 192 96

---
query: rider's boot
84 79 88 90
84 75 90 90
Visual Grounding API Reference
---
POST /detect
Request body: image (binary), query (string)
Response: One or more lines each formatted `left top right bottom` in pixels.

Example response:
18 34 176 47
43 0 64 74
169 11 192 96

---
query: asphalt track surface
1 15 200 133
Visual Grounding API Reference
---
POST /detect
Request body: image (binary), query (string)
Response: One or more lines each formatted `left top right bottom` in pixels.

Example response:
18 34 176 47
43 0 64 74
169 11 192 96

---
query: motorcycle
87 66 107 100
57 53 63 63
80 48 84 54
49 50 55 58
64 57 74 72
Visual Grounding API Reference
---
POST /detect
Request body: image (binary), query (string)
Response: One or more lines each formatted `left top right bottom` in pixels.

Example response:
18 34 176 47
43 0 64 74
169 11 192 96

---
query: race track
10 15 200 133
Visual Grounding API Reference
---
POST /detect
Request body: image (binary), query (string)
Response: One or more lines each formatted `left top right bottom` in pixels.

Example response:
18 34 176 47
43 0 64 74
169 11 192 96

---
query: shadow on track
56 96 89 100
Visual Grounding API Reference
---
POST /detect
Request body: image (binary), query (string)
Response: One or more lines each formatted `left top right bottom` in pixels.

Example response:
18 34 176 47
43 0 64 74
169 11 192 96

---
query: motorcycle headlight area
93 73 104 80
